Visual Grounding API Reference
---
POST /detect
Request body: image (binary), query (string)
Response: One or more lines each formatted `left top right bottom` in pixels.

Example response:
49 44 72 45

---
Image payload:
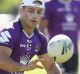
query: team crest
34 45 40 53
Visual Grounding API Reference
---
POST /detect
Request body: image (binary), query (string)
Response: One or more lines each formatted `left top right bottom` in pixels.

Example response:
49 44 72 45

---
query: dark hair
21 6 26 9
33 0 42 5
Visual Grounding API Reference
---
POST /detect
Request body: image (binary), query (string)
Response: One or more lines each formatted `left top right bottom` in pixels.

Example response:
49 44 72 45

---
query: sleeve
0 29 15 50
37 36 48 55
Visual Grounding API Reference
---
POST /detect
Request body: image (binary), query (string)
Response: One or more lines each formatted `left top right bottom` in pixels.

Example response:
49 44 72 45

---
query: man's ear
18 7 24 15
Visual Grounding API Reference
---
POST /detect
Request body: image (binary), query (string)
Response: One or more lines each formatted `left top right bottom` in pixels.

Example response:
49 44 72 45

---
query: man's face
20 6 43 28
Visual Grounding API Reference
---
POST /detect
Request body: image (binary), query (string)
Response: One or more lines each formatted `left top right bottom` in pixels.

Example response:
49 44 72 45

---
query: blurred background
0 0 21 30
0 0 21 15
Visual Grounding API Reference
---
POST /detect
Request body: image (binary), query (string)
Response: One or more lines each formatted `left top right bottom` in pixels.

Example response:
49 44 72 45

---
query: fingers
33 59 44 69
32 59 44 64
35 64 43 69
28 59 44 70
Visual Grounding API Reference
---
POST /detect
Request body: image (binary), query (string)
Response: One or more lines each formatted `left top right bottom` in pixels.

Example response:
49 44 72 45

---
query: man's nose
32 12 38 19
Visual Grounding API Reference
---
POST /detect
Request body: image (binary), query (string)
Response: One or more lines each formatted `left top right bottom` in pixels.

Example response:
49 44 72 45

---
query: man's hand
26 59 44 71
38 54 62 74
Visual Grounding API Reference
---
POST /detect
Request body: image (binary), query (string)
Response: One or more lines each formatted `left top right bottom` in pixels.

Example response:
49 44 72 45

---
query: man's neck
20 20 35 36
23 27 34 36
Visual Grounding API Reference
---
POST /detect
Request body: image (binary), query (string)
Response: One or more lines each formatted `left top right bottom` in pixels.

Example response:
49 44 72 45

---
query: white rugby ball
47 34 74 63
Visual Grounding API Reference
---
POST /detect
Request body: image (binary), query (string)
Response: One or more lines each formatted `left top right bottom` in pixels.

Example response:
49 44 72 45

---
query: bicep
0 46 12 57
0 46 12 69
0 46 12 70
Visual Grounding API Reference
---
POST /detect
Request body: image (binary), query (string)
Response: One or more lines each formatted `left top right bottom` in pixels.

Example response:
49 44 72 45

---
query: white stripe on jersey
0 37 5 43
0 31 11 43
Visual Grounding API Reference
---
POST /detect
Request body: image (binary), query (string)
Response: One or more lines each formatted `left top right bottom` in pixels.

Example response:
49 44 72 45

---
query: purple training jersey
0 20 47 74
43 0 80 54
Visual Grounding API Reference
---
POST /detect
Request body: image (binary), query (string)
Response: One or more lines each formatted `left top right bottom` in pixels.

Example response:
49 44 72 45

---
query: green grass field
24 39 80 74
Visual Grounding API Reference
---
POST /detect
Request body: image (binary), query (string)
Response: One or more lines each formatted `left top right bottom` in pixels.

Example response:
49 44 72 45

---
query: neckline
23 30 34 38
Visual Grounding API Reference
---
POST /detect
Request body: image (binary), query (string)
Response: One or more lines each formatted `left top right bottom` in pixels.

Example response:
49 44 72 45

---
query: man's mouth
31 20 37 24
31 20 37 22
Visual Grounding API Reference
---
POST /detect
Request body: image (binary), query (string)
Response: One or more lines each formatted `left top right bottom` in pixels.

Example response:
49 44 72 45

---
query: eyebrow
28 7 42 11
28 8 34 10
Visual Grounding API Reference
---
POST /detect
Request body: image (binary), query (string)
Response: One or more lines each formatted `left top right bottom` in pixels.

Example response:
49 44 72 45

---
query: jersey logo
0 31 11 43
34 45 40 53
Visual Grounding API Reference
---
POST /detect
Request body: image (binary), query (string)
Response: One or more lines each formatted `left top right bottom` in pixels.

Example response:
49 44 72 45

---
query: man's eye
29 10 34 13
37 11 42 15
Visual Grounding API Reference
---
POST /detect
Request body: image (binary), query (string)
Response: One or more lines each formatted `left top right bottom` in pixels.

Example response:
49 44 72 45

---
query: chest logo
34 45 40 53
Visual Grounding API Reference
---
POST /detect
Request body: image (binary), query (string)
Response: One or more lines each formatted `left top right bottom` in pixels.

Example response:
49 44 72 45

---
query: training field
24 36 80 74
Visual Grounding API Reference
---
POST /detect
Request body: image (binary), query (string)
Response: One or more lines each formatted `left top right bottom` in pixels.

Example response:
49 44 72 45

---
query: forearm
0 56 43 72
46 63 62 74
47 67 62 74
0 55 28 72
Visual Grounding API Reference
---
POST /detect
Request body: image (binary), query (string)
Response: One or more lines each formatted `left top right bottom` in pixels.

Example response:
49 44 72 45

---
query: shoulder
39 31 46 40
0 20 21 41
34 28 47 43
1 20 19 33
